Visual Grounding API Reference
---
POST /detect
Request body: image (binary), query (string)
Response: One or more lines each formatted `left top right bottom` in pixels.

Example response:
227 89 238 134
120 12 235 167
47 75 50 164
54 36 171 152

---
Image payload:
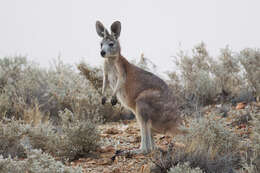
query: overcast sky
0 0 259 72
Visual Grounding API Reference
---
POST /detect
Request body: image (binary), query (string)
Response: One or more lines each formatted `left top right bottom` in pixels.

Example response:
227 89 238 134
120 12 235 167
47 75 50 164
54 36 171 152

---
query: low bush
168 162 203 173
0 118 27 158
169 43 259 111
43 109 100 161
238 48 260 97
0 57 49 120
172 43 218 107
0 56 122 124
242 111 260 173
0 110 99 162
152 114 242 173
210 46 242 98
0 149 83 173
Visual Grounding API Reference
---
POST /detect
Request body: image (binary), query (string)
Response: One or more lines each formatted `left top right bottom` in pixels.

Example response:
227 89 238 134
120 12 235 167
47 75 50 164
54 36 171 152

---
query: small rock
105 128 122 135
139 164 151 173
236 102 246 110
98 145 115 153
150 164 161 173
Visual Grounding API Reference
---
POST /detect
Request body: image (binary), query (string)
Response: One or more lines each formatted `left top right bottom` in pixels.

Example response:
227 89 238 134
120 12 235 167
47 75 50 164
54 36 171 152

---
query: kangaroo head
96 21 121 58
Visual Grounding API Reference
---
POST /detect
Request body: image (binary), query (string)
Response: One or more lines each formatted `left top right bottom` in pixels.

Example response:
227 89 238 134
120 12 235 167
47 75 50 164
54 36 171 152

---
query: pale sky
0 0 259 72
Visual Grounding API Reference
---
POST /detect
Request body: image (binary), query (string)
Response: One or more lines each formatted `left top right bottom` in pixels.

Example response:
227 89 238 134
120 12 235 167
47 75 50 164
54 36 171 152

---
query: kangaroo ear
110 21 121 39
96 21 109 38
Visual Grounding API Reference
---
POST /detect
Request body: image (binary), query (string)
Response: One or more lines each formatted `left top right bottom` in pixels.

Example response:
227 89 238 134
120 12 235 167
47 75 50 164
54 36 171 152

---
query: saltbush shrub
0 149 83 173
238 48 260 97
0 118 27 158
173 43 218 106
168 162 203 173
0 56 122 123
169 43 259 112
43 109 100 161
0 57 49 120
242 111 260 173
0 110 99 162
152 114 242 173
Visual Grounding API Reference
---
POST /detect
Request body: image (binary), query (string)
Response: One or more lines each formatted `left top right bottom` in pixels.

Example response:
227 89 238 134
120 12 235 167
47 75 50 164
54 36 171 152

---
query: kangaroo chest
106 62 118 90
104 60 132 109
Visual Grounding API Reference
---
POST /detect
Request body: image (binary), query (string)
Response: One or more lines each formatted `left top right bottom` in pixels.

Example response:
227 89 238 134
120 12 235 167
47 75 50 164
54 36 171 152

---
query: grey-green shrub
173 43 218 106
178 114 241 156
0 57 49 120
0 118 27 158
243 111 260 172
168 162 203 173
0 111 99 161
152 114 242 173
0 56 119 123
0 149 83 173
169 43 258 110
238 48 260 97
210 46 243 98
43 109 100 161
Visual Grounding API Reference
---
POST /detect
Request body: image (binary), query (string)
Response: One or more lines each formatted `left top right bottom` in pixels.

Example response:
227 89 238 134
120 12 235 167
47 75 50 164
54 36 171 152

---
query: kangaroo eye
100 43 103 48
109 43 114 47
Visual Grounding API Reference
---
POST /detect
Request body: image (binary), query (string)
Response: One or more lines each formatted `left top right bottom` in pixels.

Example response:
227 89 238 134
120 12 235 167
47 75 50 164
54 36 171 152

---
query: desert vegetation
153 43 260 173
0 43 259 172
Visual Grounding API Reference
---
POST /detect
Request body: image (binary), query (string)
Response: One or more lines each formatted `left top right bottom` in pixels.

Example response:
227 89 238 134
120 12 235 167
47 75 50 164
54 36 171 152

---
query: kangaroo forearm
102 80 107 94
102 68 108 94
113 78 125 96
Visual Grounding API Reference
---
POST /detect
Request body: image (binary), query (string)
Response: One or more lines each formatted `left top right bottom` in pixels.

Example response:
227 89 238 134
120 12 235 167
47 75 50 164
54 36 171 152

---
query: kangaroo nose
100 51 106 57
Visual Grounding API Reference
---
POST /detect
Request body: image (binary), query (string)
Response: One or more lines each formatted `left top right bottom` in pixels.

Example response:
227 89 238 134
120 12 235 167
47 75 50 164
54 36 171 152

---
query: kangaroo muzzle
100 50 106 57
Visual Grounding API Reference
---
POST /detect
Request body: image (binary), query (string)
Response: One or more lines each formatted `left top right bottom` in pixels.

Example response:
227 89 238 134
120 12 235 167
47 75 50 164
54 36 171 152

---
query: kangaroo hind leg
133 101 155 154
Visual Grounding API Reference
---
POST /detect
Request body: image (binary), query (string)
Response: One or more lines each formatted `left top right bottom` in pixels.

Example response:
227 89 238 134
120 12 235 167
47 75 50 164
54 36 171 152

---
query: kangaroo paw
111 96 118 106
101 97 107 105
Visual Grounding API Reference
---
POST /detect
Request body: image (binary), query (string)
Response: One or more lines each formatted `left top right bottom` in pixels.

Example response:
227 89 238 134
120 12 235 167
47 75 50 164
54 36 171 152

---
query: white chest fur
105 61 118 90
104 60 130 109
